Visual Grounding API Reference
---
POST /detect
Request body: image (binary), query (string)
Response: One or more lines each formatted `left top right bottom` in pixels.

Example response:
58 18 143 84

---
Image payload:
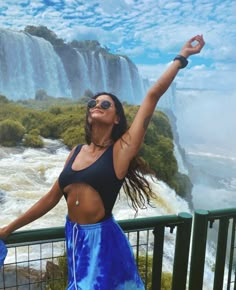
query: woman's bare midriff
64 183 105 224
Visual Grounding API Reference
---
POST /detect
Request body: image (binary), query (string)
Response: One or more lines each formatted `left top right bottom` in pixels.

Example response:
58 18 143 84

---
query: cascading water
119 56 135 102
0 27 148 102
98 53 108 92
74 50 91 95
0 28 71 100
73 50 146 101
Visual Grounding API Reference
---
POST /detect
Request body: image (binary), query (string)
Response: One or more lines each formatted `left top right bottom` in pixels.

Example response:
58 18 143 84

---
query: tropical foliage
0 119 25 146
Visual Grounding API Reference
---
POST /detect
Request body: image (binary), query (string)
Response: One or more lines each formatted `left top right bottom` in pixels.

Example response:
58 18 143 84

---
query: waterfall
90 51 104 92
75 50 91 95
72 49 146 101
98 53 108 91
0 27 148 103
132 67 146 103
157 84 176 111
0 28 71 100
117 55 147 103
119 56 135 102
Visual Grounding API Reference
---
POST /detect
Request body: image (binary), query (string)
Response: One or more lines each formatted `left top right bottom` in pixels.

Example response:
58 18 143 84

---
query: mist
168 87 236 211
175 89 236 158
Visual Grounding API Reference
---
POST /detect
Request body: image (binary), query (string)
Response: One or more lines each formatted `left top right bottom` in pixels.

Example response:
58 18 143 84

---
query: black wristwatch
173 55 188 69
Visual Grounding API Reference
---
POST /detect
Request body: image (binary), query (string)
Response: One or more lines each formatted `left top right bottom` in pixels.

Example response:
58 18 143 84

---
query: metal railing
1 208 236 290
189 208 236 290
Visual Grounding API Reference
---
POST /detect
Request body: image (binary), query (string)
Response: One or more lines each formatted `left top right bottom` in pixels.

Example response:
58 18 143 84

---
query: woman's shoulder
64 144 83 166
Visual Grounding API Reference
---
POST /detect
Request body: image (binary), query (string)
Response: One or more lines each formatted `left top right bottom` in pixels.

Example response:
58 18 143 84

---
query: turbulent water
0 139 190 231
0 139 191 273
1 139 234 288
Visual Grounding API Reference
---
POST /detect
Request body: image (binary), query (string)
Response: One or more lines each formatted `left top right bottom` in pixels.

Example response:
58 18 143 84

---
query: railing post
171 212 192 290
152 225 165 290
188 209 209 290
234 266 236 290
227 218 236 290
213 217 229 290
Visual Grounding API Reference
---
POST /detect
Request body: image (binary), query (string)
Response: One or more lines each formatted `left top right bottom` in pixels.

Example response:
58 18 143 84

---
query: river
1 138 235 289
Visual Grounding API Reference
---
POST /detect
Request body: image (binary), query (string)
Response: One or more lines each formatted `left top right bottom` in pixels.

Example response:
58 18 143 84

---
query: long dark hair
85 92 156 212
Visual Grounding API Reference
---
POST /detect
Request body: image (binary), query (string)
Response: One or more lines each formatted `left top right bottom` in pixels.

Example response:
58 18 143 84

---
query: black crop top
58 144 124 215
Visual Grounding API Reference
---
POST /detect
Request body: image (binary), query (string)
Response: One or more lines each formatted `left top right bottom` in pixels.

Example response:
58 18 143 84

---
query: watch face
0 240 8 268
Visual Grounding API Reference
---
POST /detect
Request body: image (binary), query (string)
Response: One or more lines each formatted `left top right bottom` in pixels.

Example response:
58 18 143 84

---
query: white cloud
119 46 146 58
60 25 123 46
137 63 168 81
138 60 236 93
0 0 235 94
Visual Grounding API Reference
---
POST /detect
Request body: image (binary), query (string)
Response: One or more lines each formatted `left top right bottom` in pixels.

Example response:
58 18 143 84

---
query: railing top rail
206 207 236 220
5 213 191 245
119 212 191 230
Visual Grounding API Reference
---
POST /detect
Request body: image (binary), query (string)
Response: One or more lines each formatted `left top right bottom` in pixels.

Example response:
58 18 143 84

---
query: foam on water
0 141 229 287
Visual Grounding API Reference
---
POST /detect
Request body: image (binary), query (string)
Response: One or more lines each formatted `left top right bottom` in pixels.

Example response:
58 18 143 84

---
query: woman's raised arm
121 35 205 158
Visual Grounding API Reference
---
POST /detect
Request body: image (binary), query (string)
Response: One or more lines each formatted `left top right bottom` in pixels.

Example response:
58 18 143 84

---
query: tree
0 95 9 104
24 25 64 46
83 89 94 99
35 89 48 101
0 119 25 146
23 134 44 148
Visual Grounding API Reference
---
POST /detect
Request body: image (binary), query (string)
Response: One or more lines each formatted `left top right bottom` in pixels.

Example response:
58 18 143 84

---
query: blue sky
0 0 235 92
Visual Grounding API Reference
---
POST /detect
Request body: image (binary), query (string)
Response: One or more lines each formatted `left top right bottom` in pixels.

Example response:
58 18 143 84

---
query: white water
119 56 135 103
0 139 190 230
0 28 71 100
0 27 147 102
0 139 222 289
0 139 191 268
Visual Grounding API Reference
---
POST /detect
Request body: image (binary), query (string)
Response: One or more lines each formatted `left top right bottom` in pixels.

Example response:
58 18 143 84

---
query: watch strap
173 55 188 69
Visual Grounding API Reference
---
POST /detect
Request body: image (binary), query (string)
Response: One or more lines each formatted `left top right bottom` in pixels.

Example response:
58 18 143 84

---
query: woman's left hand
179 34 205 58
0 227 10 240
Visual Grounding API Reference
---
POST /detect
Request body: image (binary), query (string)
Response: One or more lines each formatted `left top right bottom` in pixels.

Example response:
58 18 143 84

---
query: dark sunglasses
87 99 113 110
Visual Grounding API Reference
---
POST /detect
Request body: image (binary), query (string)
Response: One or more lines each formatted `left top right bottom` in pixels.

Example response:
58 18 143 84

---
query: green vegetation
44 253 172 290
24 25 110 54
0 94 191 196
138 256 172 290
0 119 25 146
161 273 172 290
24 25 65 47
45 255 67 290
23 133 44 148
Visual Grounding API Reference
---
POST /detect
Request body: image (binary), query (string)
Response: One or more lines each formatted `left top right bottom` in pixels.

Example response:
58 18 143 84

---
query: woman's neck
91 138 113 149
90 125 113 149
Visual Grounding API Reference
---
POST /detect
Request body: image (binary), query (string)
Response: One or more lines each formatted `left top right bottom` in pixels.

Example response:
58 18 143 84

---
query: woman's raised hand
179 34 205 58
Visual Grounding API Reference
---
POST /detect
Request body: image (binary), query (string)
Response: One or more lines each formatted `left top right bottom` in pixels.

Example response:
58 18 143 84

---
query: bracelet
173 55 188 69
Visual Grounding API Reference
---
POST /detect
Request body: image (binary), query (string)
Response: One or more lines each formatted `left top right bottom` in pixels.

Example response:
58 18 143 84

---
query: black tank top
58 144 124 215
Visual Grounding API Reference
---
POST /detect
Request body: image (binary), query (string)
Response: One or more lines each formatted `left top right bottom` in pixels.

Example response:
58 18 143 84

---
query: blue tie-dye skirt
65 215 145 290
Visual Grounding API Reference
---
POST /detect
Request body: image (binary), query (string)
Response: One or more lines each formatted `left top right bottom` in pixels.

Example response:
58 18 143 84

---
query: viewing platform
1 208 236 290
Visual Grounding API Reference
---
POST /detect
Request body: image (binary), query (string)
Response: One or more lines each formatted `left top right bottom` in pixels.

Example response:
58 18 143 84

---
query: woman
0 35 205 289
